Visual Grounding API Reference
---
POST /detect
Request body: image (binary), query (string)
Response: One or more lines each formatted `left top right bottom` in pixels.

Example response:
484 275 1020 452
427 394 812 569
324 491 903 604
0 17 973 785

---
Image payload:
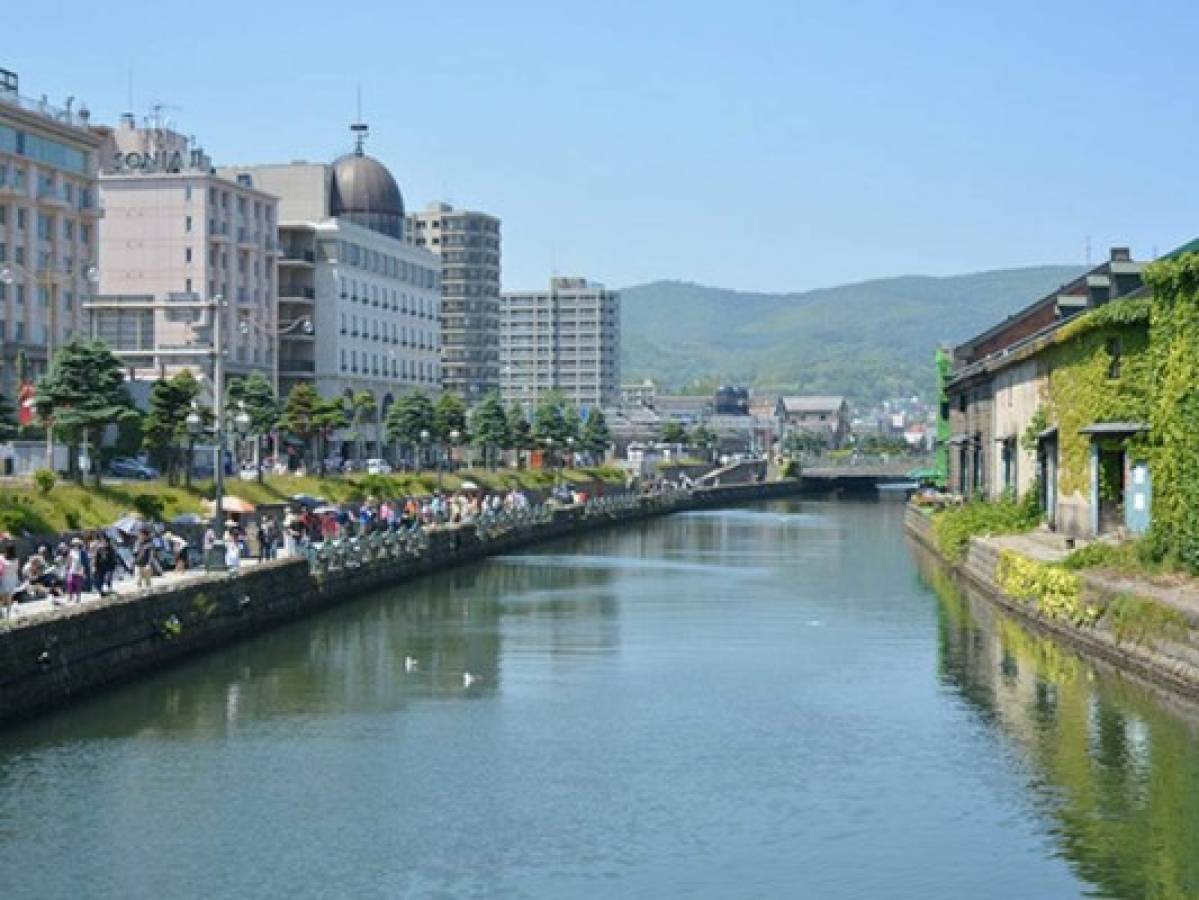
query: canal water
1 500 1198 899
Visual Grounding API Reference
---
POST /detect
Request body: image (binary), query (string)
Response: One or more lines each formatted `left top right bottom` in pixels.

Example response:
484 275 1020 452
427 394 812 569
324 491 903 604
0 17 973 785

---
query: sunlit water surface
2 499 1197 899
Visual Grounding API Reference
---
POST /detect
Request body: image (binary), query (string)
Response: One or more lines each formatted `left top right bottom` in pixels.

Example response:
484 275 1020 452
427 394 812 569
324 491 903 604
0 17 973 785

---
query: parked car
108 457 160 480
365 458 392 475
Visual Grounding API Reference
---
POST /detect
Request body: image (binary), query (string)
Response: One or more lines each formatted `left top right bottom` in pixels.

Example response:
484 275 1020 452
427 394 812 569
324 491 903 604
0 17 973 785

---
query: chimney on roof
1110 246 1131 262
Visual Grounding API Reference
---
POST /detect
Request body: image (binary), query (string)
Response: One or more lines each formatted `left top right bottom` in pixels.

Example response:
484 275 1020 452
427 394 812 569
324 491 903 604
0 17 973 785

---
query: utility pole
211 294 226 536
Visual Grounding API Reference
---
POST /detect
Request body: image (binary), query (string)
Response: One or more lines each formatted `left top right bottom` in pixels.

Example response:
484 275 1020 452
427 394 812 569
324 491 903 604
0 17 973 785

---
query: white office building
222 127 441 448
500 276 620 412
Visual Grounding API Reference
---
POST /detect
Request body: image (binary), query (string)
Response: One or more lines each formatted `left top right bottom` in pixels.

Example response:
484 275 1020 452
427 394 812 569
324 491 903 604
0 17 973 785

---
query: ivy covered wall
1042 298 1152 498
1145 255 1199 567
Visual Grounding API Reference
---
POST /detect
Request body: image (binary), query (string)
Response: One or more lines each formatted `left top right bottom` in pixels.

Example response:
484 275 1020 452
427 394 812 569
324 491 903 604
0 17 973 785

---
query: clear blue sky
7 0 1198 292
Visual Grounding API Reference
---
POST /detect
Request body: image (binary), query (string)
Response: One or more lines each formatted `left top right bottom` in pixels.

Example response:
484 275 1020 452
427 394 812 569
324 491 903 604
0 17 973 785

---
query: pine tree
505 402 532 467
385 391 435 468
470 393 510 469
433 392 468 444
279 383 321 471
144 370 201 485
37 339 138 485
581 408 613 460
227 372 279 481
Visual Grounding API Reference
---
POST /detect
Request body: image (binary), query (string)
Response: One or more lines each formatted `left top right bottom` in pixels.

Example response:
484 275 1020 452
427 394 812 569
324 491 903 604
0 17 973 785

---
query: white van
365 458 392 475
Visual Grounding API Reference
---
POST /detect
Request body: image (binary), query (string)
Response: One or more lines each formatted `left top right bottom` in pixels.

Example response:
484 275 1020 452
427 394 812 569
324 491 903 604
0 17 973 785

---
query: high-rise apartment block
89 115 279 385
407 202 500 403
0 67 103 393
500 277 620 412
223 129 441 416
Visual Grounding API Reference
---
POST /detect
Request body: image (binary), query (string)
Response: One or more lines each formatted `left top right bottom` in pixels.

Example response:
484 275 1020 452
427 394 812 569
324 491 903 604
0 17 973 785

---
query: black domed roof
329 150 405 239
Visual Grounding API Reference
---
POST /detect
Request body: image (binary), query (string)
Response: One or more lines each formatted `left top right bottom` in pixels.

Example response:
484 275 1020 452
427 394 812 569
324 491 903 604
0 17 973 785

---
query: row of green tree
0 340 614 486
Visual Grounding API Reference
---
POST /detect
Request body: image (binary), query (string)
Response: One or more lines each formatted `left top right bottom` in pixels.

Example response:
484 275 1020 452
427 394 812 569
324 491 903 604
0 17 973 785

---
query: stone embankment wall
0 481 804 726
905 506 1199 697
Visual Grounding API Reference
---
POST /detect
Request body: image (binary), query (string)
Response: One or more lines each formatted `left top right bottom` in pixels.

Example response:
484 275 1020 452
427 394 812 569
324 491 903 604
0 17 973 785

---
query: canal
2 499 1198 898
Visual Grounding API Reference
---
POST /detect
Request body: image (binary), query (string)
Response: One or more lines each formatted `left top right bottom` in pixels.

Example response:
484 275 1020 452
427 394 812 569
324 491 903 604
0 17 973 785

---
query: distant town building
621 378 657 409
653 394 714 426
90 114 278 385
0 67 103 393
500 276 620 411
778 396 851 448
220 126 441 431
407 202 500 402
714 385 749 415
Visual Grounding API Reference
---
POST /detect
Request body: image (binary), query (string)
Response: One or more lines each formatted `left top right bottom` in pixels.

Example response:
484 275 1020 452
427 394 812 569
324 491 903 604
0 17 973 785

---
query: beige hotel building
86 115 280 388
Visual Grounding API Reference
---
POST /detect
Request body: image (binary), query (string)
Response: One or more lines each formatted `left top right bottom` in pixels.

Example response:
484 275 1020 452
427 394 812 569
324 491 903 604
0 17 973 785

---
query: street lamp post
211 294 227 537
238 312 313 466
447 428 461 489
420 429 431 479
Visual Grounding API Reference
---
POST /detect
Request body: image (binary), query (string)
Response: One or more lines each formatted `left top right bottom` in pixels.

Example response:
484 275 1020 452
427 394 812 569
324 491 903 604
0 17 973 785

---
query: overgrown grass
1105 594 1189 647
0 466 625 535
1060 540 1169 576
932 498 1041 562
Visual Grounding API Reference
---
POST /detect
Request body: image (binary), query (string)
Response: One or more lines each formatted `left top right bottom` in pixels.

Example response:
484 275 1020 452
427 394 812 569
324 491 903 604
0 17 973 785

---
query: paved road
2 557 278 625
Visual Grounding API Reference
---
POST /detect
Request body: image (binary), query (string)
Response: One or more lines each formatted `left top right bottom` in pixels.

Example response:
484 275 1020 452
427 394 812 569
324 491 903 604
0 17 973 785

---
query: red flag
17 381 35 426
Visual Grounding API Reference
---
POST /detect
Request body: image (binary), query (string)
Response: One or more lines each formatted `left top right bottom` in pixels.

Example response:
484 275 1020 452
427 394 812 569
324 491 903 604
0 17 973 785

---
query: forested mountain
619 266 1085 402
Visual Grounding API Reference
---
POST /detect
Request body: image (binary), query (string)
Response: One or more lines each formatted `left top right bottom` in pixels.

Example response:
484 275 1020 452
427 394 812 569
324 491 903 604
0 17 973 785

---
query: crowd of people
0 480 638 623
0 525 191 620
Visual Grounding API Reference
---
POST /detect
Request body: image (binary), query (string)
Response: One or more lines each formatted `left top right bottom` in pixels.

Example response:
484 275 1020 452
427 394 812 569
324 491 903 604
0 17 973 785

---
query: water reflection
917 546 1199 899
0 546 629 753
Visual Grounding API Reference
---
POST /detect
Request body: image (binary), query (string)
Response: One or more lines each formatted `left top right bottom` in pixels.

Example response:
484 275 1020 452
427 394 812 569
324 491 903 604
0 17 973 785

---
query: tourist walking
93 536 118 597
65 538 86 604
223 520 241 570
134 531 155 590
0 545 19 620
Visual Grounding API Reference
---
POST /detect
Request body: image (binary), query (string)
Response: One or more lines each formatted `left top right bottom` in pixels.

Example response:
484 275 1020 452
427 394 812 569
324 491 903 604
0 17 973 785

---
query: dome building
329 148 405 239
221 126 443 463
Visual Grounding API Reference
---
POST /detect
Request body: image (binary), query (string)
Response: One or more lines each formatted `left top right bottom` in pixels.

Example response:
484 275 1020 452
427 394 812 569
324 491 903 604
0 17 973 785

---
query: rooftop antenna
350 85 369 155
1085 234 1092 265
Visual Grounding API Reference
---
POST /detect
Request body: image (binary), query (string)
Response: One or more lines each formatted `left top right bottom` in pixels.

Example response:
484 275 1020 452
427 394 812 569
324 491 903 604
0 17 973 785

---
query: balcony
278 358 315 374
36 185 67 208
208 221 230 242
281 249 315 266
0 177 26 198
279 286 316 300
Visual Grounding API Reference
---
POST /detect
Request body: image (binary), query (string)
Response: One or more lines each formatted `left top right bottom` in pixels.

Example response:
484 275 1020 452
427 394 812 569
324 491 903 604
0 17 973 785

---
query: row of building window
0 205 92 243
0 126 89 175
339 277 436 317
338 312 437 348
337 240 437 289
338 349 438 381
0 162 94 208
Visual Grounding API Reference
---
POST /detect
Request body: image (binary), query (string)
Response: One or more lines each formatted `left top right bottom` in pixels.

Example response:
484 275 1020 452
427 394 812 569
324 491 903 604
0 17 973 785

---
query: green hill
618 266 1085 402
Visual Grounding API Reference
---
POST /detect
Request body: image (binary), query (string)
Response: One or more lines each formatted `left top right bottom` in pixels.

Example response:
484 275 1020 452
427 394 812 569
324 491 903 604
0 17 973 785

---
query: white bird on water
463 672 477 688
404 656 418 673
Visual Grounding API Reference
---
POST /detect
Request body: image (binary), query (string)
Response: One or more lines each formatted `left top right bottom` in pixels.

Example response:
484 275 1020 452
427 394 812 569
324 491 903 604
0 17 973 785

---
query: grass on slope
0 466 626 536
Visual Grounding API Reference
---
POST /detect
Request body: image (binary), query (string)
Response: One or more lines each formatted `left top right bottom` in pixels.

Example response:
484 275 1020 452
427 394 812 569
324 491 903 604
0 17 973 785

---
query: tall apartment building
500 276 620 412
407 202 500 402
89 115 279 386
223 128 441 427
0 67 103 394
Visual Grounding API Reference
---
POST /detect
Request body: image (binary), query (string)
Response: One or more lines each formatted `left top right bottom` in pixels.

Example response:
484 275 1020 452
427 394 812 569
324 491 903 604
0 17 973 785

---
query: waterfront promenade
0 480 806 726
